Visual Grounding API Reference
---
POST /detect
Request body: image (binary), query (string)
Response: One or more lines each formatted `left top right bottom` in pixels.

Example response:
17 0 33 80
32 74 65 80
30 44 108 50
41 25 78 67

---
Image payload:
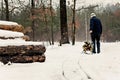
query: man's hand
89 30 92 33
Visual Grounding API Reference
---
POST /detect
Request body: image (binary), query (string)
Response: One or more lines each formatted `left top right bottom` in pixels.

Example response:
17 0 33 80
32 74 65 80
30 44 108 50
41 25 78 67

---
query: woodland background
0 0 120 43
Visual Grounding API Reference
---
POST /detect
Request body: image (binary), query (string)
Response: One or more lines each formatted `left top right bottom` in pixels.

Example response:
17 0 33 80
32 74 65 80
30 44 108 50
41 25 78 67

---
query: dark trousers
91 34 101 53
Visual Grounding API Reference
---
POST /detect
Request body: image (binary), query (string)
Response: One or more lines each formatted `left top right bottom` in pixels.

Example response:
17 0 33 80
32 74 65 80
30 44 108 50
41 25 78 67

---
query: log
0 45 46 64
0 35 30 41
0 25 24 32
0 45 46 56
10 54 46 63
22 35 30 41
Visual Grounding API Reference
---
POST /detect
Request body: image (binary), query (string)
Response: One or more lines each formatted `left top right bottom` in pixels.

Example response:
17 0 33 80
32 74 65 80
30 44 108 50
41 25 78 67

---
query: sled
82 41 93 55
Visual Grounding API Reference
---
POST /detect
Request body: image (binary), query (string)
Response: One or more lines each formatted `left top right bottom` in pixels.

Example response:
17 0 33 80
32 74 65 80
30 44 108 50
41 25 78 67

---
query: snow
0 20 18 25
0 20 120 80
0 29 43 46
0 39 44 46
0 20 23 38
0 42 120 80
0 29 24 38
0 20 44 46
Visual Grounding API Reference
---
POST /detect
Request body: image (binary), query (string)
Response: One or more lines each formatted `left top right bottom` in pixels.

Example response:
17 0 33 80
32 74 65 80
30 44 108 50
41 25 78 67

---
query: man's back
90 17 102 35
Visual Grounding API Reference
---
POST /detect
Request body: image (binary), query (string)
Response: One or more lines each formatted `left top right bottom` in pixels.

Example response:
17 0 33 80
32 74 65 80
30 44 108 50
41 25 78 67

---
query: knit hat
90 13 96 18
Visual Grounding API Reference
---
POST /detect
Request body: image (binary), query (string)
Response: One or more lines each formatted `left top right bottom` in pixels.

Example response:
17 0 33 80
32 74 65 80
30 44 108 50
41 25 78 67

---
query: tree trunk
31 0 35 41
4 0 9 21
41 0 51 45
60 0 69 44
72 0 76 45
1 0 4 19
50 0 54 45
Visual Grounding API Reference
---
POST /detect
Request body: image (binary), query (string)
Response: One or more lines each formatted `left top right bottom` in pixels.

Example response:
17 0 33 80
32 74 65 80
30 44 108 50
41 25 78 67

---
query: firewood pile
0 21 46 64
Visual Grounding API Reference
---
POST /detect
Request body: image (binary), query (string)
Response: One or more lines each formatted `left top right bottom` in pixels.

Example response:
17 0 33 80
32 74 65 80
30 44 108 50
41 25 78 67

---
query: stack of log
0 24 29 41
0 21 46 64
0 45 46 64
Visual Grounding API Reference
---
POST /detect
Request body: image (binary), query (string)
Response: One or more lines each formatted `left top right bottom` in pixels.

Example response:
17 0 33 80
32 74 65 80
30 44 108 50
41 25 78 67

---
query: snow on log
0 20 18 25
0 29 24 38
0 29 29 41
0 21 24 32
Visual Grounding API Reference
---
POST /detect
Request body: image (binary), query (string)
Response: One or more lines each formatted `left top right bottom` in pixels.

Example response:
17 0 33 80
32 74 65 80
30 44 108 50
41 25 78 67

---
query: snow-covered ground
0 42 120 80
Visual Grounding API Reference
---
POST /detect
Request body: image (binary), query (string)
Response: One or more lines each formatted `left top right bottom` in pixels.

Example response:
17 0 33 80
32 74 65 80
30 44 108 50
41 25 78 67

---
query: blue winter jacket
90 16 102 35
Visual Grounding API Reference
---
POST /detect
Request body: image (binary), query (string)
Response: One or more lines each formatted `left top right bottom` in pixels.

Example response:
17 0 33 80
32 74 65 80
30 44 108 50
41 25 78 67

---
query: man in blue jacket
90 13 102 53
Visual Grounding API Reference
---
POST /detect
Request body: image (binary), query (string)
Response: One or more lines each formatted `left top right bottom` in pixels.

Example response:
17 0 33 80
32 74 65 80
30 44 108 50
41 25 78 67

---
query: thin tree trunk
72 0 76 45
50 0 54 45
1 0 4 19
31 0 35 41
4 0 9 21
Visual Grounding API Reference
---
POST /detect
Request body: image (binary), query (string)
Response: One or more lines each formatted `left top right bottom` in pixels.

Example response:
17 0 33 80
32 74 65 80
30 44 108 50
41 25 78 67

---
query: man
89 13 102 53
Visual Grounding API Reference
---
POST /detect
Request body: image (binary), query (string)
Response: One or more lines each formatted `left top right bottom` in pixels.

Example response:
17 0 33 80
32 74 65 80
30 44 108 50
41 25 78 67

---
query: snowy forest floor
0 42 120 80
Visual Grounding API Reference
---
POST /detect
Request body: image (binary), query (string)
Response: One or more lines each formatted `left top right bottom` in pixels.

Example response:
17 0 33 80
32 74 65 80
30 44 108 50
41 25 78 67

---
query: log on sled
0 45 46 64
